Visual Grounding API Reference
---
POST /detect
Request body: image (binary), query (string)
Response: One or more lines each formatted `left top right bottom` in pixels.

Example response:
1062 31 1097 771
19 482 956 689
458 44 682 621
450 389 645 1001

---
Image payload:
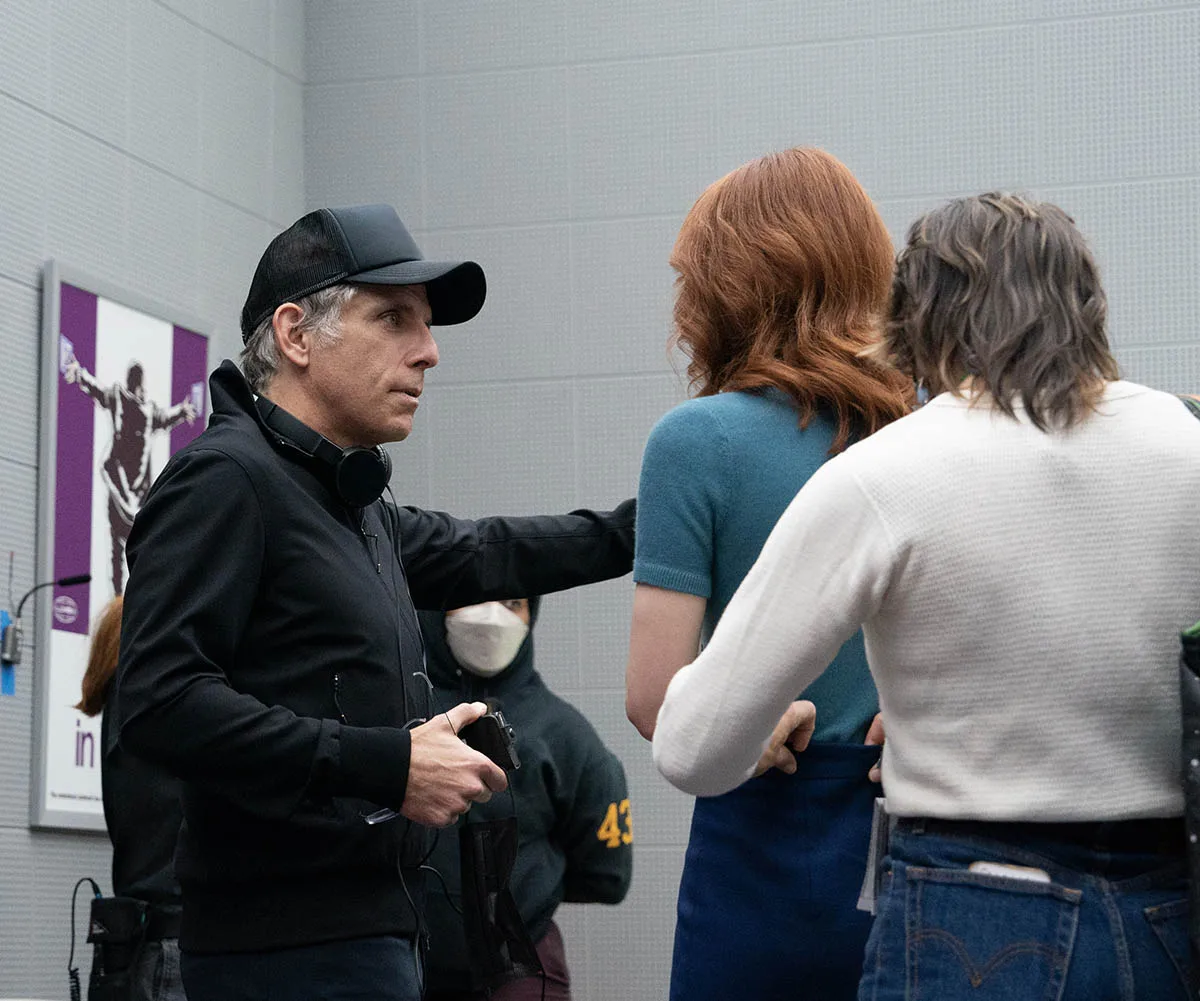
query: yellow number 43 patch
596 798 633 848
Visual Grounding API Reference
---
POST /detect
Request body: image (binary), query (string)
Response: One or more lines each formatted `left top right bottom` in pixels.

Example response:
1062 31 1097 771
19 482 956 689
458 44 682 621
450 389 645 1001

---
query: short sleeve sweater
634 388 877 744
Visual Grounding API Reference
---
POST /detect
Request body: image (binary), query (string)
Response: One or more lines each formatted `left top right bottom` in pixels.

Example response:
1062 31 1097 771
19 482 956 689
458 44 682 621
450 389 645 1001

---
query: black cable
375 512 541 997
419 863 462 917
396 819 429 998
416 827 441 867
497 728 544 1001
69 877 102 1001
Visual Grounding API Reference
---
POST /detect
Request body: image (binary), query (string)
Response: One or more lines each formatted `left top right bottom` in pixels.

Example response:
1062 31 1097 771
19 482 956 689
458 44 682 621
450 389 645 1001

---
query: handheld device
362 710 520 827
460 710 520 772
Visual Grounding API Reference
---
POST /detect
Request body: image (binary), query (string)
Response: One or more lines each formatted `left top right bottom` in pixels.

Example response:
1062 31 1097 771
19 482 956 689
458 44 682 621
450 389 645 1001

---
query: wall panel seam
409 172 1200 236
149 0 303 84
0 87 289 227
295 3 1200 85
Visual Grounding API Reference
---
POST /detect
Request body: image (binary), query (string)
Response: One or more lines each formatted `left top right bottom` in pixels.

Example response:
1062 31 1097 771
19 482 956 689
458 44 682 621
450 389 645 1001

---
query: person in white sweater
653 192 1200 1000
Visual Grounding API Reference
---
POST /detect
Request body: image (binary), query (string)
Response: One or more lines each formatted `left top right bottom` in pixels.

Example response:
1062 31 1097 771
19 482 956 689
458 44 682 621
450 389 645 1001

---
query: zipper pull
333 672 348 724
360 515 382 573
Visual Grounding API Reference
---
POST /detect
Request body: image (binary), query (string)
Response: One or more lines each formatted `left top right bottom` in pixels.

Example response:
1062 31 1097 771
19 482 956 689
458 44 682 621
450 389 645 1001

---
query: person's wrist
338 725 411 807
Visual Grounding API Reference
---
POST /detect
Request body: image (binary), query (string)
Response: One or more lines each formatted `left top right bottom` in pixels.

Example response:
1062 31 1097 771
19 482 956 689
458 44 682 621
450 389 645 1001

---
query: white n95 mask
445 602 529 678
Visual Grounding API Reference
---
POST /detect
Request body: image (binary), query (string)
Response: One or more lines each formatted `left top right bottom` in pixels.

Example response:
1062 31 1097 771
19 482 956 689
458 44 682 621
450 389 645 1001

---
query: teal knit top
634 388 877 743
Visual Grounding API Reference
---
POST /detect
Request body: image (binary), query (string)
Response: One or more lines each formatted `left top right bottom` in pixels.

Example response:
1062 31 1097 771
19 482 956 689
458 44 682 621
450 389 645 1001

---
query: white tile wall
569 55 730 220
45 125 133 286
272 72 308 221
50 0 130 149
0 96 50 287
1043 179 1200 351
126 163 204 317
272 0 307 80
200 35 276 213
424 381 579 517
573 374 687 505
0 0 52 109
424 67 572 228
385 405 432 512
197 195 280 356
128 0 203 185
0 0 300 992
1036 10 1200 187
0 827 113 998
0 279 42 470
5 0 1200 996
570 217 684 376
421 0 568 74
305 0 422 83
304 79 425 221
157 0 273 64
420 225 575 383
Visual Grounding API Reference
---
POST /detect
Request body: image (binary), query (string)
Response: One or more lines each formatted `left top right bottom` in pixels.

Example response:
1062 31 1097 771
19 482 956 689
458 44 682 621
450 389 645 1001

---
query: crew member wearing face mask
419 598 633 1001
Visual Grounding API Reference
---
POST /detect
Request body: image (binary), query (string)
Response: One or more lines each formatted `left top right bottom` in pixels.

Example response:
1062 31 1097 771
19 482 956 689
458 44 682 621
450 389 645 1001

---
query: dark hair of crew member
876 191 1118 432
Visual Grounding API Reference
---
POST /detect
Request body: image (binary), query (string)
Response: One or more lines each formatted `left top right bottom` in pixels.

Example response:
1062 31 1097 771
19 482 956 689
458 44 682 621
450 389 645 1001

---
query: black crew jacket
115 360 636 954
418 600 632 995
100 710 183 923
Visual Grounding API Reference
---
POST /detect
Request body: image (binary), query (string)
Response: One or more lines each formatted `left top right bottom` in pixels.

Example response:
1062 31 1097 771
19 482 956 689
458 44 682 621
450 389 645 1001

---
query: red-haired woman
626 148 910 1000
79 595 187 1001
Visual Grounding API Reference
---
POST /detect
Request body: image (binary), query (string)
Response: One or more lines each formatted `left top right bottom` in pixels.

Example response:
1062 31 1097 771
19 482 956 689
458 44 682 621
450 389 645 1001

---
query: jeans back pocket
1144 897 1192 994
903 865 1082 1001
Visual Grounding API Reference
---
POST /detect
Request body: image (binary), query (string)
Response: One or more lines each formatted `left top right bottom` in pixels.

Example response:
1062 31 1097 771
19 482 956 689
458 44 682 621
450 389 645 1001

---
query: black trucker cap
240 204 486 341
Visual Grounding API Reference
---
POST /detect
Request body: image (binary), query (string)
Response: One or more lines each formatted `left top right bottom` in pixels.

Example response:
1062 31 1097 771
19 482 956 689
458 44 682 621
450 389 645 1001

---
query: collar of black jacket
209 359 270 432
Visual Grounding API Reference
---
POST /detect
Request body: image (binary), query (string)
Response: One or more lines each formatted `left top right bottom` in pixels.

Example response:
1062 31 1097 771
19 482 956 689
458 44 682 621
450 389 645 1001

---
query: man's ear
273 303 310 370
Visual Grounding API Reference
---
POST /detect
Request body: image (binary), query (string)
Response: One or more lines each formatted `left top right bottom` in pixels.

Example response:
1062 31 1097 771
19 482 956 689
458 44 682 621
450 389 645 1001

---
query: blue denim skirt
859 817 1191 1001
669 741 880 1001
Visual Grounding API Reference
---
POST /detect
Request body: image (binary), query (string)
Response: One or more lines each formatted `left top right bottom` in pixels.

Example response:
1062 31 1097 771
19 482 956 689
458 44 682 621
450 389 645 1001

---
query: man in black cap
114 205 636 1001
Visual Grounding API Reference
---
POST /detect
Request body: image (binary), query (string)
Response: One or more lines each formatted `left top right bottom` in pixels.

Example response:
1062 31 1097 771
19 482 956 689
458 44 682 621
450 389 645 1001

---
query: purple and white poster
34 264 209 829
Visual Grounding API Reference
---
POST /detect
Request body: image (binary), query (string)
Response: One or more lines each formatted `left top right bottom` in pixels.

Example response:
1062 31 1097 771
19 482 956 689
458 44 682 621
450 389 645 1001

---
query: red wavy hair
77 595 122 717
671 148 911 451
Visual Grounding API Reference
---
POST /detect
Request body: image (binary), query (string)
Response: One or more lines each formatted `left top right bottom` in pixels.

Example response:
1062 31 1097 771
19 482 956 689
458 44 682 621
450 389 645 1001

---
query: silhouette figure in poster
63 355 197 594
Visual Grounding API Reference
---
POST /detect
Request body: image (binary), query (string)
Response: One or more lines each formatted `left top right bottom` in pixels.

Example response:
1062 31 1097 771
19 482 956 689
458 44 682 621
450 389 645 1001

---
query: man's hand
401 701 508 827
865 712 884 783
753 700 817 778
182 399 197 424
63 357 80 384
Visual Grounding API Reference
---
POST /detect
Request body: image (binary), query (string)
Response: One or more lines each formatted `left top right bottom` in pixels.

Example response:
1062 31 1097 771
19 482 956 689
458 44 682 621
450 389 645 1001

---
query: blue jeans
132 939 187 1001
181 935 422 1001
858 817 1191 1001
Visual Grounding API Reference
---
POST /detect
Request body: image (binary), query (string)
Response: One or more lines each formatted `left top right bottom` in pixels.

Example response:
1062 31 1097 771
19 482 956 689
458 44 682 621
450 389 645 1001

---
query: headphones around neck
255 396 392 508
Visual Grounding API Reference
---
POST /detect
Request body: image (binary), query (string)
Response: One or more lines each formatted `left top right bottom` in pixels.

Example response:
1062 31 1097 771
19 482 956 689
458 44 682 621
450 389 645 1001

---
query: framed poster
32 261 210 830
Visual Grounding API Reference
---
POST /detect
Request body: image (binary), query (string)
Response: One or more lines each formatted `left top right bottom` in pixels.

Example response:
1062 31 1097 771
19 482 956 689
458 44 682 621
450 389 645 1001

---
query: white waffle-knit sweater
654 381 1200 820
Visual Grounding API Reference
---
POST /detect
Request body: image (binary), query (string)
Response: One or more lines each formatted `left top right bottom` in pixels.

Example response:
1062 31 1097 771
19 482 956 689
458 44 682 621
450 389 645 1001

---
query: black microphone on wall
1 573 92 665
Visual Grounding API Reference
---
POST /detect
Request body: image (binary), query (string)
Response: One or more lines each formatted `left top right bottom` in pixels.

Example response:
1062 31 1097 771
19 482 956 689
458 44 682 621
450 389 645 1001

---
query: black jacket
115 361 635 954
418 601 632 994
100 710 183 918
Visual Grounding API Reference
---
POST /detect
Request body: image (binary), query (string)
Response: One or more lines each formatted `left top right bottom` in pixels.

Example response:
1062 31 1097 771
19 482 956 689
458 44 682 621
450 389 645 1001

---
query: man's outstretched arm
394 499 636 611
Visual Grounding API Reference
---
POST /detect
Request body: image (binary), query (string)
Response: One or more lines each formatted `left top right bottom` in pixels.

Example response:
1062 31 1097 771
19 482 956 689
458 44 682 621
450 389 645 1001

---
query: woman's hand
753 700 817 777
865 712 884 783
